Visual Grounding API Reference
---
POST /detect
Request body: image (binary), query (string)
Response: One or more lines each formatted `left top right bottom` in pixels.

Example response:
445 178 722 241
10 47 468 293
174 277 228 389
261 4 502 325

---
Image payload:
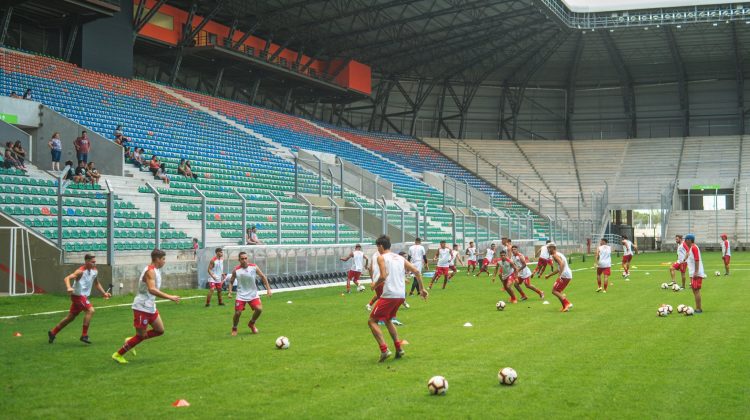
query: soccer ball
356 284 366 292
657 307 670 317
660 304 673 314
715 271 721 276
684 306 695 316
496 300 506 311
427 376 448 395
498 367 517 385
660 283 669 290
677 304 686 313
275 336 290 349
671 283 681 292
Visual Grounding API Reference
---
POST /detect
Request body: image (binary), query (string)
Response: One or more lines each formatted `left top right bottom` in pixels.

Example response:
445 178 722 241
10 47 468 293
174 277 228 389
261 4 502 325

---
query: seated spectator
12 141 27 169
148 155 161 177
185 160 198 180
86 162 101 185
246 226 262 245
177 158 187 176
22 88 32 100
133 148 146 168
192 238 199 259
114 124 130 146
3 143 23 170
114 124 124 138
74 160 87 184
155 163 170 184
9 92 20 99
62 160 76 181
49 132 62 171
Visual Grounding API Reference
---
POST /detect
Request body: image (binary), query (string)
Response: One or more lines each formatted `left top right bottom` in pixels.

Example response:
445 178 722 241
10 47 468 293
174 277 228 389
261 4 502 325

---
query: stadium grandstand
0 1 747 416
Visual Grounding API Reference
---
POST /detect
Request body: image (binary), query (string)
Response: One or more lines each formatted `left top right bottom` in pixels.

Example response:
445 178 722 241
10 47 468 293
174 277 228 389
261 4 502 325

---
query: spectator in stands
193 238 199 259
177 158 197 179
74 130 91 163
22 88 32 100
114 124 129 146
246 226 262 245
74 160 88 184
86 162 101 185
155 163 170 184
114 124 124 138
62 160 76 182
48 132 62 171
12 141 27 169
3 142 23 171
185 160 198 179
9 92 20 99
148 155 161 177
133 148 146 168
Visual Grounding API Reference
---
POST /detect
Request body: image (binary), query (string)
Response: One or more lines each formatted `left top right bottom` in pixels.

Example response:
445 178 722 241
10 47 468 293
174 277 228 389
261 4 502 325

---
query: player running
545 243 573 312
475 243 496 277
341 244 368 293
112 249 180 364
595 238 612 293
206 247 226 307
669 235 688 289
465 241 478 274
368 235 428 362
430 240 452 289
365 249 406 324
720 233 730 276
532 240 552 278
495 250 519 303
684 234 705 313
512 245 544 299
621 235 637 279
408 238 428 296
228 252 272 336
447 244 464 282
48 254 111 344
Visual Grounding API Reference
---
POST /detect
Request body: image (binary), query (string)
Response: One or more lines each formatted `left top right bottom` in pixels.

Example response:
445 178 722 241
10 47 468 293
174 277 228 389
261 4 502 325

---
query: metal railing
0 226 35 296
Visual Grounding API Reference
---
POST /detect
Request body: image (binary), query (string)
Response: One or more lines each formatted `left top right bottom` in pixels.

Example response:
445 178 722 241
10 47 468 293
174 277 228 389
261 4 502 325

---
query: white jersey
235 264 260 301
686 245 706 279
72 266 97 297
449 250 458 266
721 240 731 256
381 252 407 299
209 257 224 282
350 250 365 272
539 244 550 259
677 242 688 262
499 258 516 281
437 248 452 267
466 247 477 262
622 240 634 256
512 253 532 279
132 265 161 314
408 244 426 264
370 252 381 279
597 245 612 268
484 248 495 261
555 252 573 279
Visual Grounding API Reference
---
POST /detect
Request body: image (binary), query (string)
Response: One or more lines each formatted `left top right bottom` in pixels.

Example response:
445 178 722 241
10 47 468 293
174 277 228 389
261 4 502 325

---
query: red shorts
347 270 362 281
449 265 456 271
553 277 571 292
209 282 224 290
133 309 159 329
435 267 450 277
491 258 502 265
502 274 517 286
370 297 404 321
235 298 261 312
723 255 731 265
622 255 633 263
69 295 92 315
671 262 686 273
518 276 531 286
597 267 611 276
691 277 703 290
481 259 490 267
468 260 477 267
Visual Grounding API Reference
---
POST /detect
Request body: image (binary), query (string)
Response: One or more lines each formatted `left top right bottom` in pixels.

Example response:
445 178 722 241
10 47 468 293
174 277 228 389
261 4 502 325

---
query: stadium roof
561 0 732 13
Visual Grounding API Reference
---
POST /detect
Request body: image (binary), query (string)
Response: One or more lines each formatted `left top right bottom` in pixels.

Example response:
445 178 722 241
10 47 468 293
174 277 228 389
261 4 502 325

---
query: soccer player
341 244 368 293
368 235 428 362
475 243 496 277
206 247 226 307
112 249 180 364
595 238 612 293
465 241 478 274
684 234 705 313
430 240 453 289
48 254 111 344
532 240 552 278
495 250 518 303
621 235 637 279
720 233 730 275
512 245 544 299
545 243 573 312
407 238 428 296
229 252 272 336
670 235 688 289
366 247 383 312
447 244 464 282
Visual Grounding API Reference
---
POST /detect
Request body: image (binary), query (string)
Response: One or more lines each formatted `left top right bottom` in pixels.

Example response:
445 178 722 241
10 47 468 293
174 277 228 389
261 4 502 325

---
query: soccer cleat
111 352 128 364
205 303 210 307
694 309 703 314
218 302 225 306
540 292 545 300
510 297 518 304
602 290 607 294
48 331 56 344
231 328 238 337
395 349 405 359
366 303 372 312
596 287 603 292
520 296 528 301
391 319 404 326
562 302 573 312
378 349 392 363
80 336 91 344
402 301 410 309
248 322 259 334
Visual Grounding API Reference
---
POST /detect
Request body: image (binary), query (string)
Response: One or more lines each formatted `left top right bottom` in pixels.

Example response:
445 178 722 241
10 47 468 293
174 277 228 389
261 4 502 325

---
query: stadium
0 0 747 417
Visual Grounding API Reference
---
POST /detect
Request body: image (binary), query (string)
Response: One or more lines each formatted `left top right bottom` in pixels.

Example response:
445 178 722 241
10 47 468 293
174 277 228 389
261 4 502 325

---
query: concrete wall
0 119 32 162
0 96 41 127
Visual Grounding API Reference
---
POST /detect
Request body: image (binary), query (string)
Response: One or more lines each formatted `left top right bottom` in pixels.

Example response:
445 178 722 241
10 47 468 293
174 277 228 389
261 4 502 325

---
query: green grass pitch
0 252 748 418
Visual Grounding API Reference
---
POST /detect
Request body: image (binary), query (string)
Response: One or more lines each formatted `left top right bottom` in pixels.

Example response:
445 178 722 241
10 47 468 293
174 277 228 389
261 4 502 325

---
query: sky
561 0 732 13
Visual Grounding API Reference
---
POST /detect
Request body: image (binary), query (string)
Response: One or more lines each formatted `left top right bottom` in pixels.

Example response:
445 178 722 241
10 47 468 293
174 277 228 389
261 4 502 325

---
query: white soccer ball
498 367 517 385
657 307 670 317
427 376 448 395
660 304 673 314
275 336 290 349
684 306 695 316
715 271 721 276
677 304 686 313
356 284 366 292
496 300 506 311
660 283 669 290
672 283 681 292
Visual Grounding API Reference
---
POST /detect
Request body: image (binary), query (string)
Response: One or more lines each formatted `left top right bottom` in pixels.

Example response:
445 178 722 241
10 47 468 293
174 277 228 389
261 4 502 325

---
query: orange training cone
13 332 22 337
172 399 190 407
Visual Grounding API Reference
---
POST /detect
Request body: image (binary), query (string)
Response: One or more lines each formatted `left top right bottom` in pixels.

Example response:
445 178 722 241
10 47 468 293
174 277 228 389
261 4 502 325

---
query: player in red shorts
620 235 637 279
670 235 688 289
112 249 180 364
594 238 612 293
447 243 464 281
545 243 573 312
340 244 368 293
512 245 543 299
475 243 496 277
532 240 552 278
720 233 731 276
205 247 226 307
229 252 272 336
684 234 705 313
465 241 478 274
48 254 110 345
366 248 383 312
495 250 519 303
430 240 452 289
368 235 427 362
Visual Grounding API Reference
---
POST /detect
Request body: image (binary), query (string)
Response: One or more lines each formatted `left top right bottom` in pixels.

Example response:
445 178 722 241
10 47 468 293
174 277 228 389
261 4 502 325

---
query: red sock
118 335 143 355
81 324 89 336
395 340 402 351
379 343 388 353
562 298 570 307
51 325 61 335
369 296 378 305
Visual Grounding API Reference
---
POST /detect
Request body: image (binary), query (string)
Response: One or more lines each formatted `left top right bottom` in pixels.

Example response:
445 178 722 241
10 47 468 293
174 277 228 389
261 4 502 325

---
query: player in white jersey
430 241 453 289
465 241 478 274
495 250 519 303
407 238 428 296
229 251 272 336
447 243 464 281
48 254 110 345
595 238 612 293
720 233 731 275
368 235 428 362
112 249 180 364
206 247 226 307
621 235 637 278
684 234 705 313
545 243 573 312
511 245 544 300
532 240 553 278
475 243 496 277
341 244 368 293
670 235 689 289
